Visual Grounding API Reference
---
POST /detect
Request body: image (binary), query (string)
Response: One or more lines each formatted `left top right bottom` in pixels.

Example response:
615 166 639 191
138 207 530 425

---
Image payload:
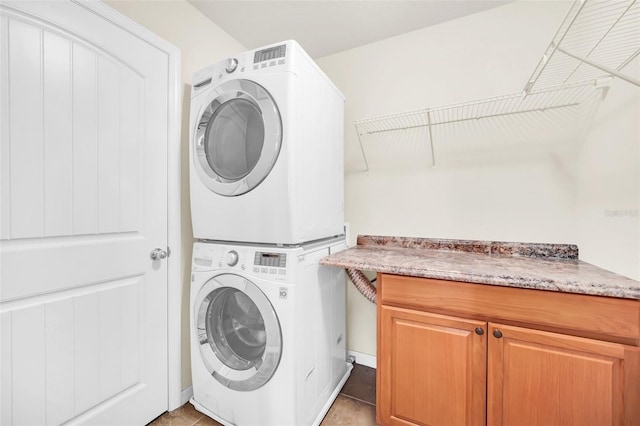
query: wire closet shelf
354 81 601 169
524 0 640 92
353 0 639 171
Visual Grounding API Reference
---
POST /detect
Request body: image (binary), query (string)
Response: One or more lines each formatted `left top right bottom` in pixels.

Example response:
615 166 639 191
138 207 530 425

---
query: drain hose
345 268 377 304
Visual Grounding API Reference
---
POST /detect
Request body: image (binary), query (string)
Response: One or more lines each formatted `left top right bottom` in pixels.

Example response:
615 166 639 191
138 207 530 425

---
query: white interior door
0 1 172 424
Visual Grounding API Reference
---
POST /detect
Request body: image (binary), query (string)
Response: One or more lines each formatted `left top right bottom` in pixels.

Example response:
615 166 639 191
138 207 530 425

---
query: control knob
225 250 239 267
225 58 238 74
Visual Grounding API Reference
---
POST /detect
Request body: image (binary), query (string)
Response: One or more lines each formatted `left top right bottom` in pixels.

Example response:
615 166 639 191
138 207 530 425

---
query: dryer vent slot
194 77 212 89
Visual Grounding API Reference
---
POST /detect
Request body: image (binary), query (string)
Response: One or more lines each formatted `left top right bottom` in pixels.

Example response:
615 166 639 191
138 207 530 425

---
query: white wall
105 0 245 390
317 1 640 357
576 68 640 280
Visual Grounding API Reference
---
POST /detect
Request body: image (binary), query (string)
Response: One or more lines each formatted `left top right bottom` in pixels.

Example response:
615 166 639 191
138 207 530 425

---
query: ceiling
188 1 513 59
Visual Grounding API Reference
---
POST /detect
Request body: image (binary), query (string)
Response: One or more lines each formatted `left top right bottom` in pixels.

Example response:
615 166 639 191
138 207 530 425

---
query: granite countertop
320 235 640 300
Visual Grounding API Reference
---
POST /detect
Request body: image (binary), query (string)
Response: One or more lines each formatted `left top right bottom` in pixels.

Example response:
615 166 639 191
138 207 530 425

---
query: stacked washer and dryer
188 40 352 426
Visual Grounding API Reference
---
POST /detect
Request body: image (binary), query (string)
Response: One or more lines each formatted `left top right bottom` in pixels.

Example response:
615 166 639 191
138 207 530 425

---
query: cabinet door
378 305 487 426
487 323 640 426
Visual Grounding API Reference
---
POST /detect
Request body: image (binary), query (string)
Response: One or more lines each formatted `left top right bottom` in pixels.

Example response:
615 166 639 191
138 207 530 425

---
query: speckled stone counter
320 235 640 300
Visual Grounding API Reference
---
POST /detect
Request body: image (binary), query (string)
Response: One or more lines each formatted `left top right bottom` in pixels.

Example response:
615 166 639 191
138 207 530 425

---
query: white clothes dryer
189 40 345 245
190 238 351 426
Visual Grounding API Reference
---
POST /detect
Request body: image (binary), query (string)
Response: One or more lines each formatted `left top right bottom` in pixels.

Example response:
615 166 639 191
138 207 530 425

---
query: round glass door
195 274 282 391
194 79 282 196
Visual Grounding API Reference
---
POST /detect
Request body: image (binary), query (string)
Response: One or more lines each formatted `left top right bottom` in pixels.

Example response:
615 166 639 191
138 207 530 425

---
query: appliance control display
254 252 286 268
254 45 286 64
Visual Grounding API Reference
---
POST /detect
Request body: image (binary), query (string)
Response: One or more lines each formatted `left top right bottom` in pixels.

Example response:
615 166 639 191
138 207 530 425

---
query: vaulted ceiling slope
188 1 513 59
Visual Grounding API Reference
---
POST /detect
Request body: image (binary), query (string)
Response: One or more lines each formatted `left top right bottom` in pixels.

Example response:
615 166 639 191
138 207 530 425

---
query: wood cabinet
378 306 486 426
377 274 640 426
487 323 639 426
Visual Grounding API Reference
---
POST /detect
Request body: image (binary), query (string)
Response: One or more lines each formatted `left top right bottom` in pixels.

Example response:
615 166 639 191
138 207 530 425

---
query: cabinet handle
493 329 503 339
475 327 484 335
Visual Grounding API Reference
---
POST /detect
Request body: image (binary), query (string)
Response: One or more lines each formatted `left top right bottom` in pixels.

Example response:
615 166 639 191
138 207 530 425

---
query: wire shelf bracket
524 0 640 93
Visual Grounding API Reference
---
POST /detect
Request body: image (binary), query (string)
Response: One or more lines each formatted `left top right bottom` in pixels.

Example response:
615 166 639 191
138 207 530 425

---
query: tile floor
148 364 377 426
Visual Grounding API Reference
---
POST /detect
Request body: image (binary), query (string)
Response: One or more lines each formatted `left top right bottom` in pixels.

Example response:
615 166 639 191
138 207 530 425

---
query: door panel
97 56 122 234
0 14 8 240
12 305 46 425
0 1 169 424
3 279 146 425
72 43 99 235
120 70 143 233
2 11 147 240
43 31 73 237
487 323 625 426
45 298 75 426
1 235 146 300
379 305 487 426
74 293 100 415
0 312 11 425
5 17 44 239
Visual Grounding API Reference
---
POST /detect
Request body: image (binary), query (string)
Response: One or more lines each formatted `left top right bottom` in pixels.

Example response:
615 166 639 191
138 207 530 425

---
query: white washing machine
189 40 345 245
190 237 352 426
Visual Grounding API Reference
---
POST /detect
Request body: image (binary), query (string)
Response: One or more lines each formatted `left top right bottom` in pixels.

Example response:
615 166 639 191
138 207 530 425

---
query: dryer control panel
254 44 287 63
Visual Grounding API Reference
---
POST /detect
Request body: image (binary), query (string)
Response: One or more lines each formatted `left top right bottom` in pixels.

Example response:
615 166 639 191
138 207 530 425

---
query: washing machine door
193 79 282 196
195 273 282 391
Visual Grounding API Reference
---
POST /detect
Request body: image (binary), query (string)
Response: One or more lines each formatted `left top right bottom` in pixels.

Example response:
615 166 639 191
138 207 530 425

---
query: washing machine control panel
192 243 290 280
254 252 286 267
252 251 288 277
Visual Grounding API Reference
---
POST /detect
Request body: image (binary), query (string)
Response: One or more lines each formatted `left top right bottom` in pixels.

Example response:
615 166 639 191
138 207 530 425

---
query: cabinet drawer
379 273 640 346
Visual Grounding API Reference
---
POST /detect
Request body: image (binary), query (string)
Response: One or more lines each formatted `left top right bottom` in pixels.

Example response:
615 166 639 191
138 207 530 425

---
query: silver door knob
150 248 168 260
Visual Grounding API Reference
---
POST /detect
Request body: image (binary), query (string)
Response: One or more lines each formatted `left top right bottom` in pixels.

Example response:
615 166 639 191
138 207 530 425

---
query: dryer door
193 79 282 196
195 273 282 391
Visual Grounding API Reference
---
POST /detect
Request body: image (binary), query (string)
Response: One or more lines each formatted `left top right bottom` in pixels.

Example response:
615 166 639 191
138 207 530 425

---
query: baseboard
180 385 194 406
347 350 376 369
